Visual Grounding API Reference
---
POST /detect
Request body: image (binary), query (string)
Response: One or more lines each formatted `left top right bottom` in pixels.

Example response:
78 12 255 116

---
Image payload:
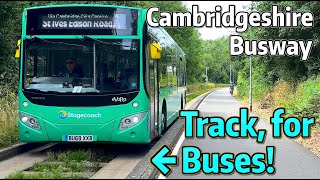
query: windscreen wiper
25 88 62 94
82 35 132 48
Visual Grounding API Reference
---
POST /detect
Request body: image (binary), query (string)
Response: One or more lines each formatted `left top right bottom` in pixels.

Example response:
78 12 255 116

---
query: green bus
15 4 187 143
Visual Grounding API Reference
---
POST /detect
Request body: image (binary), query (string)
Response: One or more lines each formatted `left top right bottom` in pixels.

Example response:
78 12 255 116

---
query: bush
236 63 272 101
0 88 19 148
271 81 293 107
284 76 320 122
237 70 320 124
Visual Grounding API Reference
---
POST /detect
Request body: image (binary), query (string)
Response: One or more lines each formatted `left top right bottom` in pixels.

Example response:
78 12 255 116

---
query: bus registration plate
65 135 93 142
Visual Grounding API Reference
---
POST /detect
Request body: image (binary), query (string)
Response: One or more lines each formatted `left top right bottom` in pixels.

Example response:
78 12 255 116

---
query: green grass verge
31 162 85 173
0 92 19 148
6 149 102 179
187 83 227 94
46 149 108 163
6 170 86 179
54 150 91 162
186 83 228 103
186 87 222 103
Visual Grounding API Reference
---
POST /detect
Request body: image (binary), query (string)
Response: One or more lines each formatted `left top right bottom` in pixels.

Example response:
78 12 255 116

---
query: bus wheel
161 111 167 135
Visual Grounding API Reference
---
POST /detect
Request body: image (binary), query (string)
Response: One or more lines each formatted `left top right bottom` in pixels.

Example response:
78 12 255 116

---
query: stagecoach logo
59 110 67 119
58 110 102 120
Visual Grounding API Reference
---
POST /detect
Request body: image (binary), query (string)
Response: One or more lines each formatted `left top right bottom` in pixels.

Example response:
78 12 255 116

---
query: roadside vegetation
186 83 227 103
6 149 106 179
6 171 86 179
233 1 320 158
235 77 320 157
0 89 19 148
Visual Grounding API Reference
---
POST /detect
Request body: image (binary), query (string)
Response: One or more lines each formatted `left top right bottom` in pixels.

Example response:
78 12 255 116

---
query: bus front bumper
18 112 151 144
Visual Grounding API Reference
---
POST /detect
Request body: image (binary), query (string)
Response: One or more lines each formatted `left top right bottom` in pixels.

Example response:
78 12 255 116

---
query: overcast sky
182 1 252 40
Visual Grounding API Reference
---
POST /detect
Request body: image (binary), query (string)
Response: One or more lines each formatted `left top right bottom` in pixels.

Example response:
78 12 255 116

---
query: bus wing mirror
15 39 21 58
150 43 161 60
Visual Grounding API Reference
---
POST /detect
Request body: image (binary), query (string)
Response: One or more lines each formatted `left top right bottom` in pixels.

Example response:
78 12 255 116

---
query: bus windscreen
26 6 138 35
23 38 140 94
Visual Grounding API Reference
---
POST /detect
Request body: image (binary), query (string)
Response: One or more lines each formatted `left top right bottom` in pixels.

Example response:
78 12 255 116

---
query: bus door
148 42 160 139
147 26 164 139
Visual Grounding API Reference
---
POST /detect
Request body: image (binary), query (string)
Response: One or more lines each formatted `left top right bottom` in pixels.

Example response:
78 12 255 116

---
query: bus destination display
26 7 138 35
41 14 126 29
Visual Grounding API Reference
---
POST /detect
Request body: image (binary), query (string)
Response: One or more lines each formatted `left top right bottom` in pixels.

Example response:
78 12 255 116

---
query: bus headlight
19 112 40 130
119 112 147 130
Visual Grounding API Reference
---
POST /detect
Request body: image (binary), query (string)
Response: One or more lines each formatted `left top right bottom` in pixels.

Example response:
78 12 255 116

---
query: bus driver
61 57 85 78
